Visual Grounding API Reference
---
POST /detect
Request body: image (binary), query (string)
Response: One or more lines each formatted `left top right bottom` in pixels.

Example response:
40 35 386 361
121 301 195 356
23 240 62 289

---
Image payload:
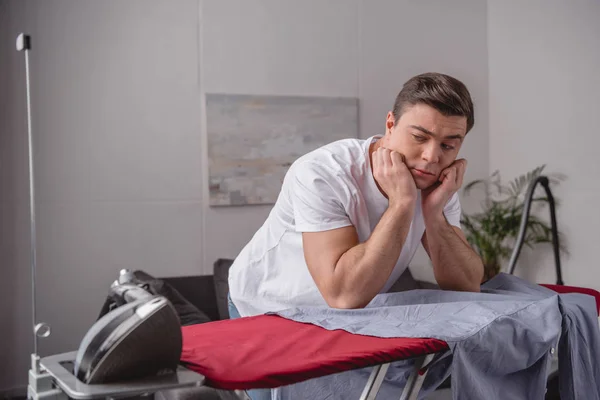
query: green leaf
463 179 485 196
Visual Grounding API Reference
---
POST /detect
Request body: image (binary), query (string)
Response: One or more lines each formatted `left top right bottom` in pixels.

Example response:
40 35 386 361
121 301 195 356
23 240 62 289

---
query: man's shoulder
293 136 369 171
282 137 370 199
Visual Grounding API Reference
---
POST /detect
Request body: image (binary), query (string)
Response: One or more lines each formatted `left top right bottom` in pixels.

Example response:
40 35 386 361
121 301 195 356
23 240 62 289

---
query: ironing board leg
398 354 435 400
359 363 391 400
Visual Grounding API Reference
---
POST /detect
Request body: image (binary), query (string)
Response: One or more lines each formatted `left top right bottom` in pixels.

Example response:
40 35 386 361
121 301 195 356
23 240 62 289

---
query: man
228 72 484 319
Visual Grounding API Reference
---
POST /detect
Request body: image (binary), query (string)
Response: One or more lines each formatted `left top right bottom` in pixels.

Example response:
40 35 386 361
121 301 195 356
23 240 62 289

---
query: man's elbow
437 271 483 293
451 261 484 292
473 261 485 288
438 280 481 293
324 292 370 310
464 281 482 293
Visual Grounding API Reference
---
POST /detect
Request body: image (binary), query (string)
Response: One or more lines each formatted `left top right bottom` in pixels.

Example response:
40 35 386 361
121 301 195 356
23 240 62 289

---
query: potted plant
460 165 567 280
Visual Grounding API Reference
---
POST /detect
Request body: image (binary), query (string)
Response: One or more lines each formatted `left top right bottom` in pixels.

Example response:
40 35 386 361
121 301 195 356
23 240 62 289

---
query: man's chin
410 169 439 189
415 177 440 191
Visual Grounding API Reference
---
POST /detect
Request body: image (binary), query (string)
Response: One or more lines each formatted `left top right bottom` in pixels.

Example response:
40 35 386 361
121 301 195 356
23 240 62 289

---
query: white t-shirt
228 135 462 317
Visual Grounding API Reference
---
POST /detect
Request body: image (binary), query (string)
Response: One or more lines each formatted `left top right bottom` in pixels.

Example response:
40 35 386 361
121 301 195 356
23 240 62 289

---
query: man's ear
385 112 395 134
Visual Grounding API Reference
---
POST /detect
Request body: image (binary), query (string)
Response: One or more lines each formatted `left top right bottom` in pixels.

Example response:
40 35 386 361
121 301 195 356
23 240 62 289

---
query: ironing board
180 285 600 400
39 284 600 400
180 314 447 399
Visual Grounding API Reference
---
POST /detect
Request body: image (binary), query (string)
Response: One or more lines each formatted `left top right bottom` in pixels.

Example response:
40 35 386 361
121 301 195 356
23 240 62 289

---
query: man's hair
392 72 474 133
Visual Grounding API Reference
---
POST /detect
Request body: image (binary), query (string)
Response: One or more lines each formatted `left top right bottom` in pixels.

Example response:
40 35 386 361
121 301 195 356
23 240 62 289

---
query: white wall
0 0 489 392
488 1 600 289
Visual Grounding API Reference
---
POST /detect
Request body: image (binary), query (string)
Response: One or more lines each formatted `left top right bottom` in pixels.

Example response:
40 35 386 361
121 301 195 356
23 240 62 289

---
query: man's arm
421 217 484 292
303 199 414 309
420 159 483 292
300 147 418 309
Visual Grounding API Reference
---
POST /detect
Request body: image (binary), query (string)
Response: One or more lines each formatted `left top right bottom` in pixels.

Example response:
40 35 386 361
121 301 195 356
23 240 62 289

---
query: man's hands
422 159 467 219
372 147 417 209
372 150 467 219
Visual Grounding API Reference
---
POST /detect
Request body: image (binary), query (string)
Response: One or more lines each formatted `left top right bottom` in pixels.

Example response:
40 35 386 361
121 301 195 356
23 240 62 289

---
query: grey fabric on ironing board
271 273 600 400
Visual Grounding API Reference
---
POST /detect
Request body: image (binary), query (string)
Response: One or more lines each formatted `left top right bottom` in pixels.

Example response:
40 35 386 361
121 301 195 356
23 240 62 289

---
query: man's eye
442 143 455 150
412 135 426 142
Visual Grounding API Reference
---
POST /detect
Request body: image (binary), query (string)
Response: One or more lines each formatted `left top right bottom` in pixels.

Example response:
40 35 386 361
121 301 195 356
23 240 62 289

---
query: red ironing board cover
180 314 448 390
541 284 600 314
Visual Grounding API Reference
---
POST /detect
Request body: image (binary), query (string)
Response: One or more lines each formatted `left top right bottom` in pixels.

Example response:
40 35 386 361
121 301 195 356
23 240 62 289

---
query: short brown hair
392 72 475 133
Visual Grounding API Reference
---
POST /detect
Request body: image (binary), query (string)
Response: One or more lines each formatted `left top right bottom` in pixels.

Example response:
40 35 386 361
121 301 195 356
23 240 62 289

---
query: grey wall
488 1 600 289
1 0 35 392
201 0 489 283
1 0 204 391
0 0 489 392
356 0 489 282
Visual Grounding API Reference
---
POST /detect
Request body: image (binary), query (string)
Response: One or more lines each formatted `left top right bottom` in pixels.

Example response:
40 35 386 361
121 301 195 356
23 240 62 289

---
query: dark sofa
161 258 235 322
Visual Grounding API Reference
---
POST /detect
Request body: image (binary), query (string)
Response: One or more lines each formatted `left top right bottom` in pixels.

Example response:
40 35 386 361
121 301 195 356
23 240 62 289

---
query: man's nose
422 143 441 164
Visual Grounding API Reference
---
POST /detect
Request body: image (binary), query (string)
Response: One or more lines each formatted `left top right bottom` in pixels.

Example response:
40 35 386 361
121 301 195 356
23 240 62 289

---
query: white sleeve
290 161 354 233
443 192 462 228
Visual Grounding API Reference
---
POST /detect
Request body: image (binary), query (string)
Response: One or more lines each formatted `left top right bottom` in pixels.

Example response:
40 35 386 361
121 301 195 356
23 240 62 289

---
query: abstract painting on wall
205 93 359 206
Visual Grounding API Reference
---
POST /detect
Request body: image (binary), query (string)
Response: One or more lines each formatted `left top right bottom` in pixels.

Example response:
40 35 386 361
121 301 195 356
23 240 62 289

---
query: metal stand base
38 351 205 400
28 354 68 400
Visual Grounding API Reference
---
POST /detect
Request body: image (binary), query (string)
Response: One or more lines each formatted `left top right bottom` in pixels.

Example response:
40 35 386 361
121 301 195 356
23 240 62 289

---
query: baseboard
0 385 26 399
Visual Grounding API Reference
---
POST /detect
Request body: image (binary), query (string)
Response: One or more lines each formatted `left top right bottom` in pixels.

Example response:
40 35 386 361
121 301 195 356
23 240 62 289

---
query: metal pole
16 33 50 358
359 363 391 400
17 33 64 400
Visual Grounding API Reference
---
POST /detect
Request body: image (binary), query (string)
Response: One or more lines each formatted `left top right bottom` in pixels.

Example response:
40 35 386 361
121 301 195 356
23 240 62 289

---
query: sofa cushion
213 258 234 320
161 275 220 322
133 270 213 325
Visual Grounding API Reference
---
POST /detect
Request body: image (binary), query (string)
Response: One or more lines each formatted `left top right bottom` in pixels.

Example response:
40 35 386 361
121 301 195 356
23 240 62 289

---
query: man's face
381 103 467 190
